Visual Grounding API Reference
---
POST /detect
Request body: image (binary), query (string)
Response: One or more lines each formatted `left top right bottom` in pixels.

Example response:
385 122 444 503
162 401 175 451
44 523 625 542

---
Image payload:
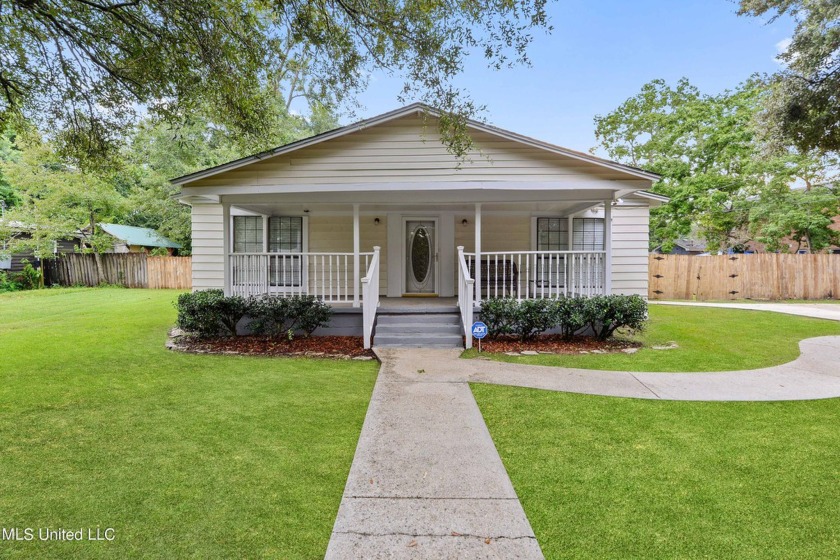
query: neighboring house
93 223 182 255
172 103 664 348
653 237 708 256
0 222 80 274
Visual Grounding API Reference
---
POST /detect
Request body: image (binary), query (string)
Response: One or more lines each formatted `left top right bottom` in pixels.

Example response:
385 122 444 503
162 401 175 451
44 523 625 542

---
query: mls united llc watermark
2 527 115 542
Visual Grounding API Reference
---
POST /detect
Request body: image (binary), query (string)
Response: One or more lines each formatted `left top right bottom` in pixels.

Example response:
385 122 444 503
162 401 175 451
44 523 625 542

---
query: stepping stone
621 348 639 354
352 355 374 361
521 350 539 355
504 352 521 356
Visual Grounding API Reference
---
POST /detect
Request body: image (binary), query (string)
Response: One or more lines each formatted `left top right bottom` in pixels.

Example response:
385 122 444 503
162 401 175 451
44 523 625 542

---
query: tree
0 0 551 161
115 108 339 253
739 0 840 153
593 78 835 251
750 185 840 253
0 129 21 211
0 132 125 256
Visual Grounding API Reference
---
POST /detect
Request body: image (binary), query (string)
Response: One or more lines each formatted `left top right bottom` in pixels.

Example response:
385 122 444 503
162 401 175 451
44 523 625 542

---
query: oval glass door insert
410 227 431 284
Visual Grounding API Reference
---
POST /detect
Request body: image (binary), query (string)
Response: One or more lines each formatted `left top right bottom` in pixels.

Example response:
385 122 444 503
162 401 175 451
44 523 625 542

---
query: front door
405 220 437 295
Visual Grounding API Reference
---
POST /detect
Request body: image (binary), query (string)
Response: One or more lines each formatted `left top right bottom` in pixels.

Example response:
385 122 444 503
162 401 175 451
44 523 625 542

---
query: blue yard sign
471 321 488 339
471 321 488 352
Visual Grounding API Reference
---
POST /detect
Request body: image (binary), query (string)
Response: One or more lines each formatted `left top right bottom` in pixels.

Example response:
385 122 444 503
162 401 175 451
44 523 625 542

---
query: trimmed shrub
584 294 648 340
287 296 332 336
553 296 588 340
176 289 249 337
480 295 648 342
246 295 290 337
479 297 520 338
248 295 331 338
480 297 557 341
514 298 556 341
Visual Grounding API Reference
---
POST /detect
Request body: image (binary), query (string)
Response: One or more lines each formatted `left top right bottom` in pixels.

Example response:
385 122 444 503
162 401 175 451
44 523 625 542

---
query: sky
347 0 795 155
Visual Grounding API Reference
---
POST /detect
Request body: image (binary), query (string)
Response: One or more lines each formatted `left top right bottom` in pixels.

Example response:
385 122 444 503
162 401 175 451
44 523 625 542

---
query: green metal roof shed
99 223 182 249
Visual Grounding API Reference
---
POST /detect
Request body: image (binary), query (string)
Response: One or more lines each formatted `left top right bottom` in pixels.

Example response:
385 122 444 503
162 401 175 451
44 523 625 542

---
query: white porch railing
229 252 372 301
457 247 475 349
463 251 607 301
361 246 381 349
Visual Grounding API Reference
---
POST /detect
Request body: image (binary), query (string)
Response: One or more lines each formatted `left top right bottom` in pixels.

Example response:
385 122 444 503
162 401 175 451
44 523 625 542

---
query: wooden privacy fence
43 254 192 289
649 254 840 300
147 256 192 289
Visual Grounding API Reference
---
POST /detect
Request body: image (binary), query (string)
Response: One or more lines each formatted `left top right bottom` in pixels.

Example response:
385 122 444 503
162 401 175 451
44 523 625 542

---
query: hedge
175 291 332 339
480 295 647 341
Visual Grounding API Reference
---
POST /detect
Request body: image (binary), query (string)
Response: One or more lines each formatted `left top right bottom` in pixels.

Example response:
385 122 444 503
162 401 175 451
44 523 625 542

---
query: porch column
222 201 231 296
474 203 482 303
353 203 360 307
604 200 612 294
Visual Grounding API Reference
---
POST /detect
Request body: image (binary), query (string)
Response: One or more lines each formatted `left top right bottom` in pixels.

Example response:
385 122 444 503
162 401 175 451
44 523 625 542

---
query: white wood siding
611 202 650 296
191 203 225 290
308 215 388 294
190 114 638 188
454 215 531 253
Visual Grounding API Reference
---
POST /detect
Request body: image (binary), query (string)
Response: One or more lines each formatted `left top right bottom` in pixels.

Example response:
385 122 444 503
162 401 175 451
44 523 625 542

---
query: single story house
1 222 81 273
173 104 664 348
93 223 182 254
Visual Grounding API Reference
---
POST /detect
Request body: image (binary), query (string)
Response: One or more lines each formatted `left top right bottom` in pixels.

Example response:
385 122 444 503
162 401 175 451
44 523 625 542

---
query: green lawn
464 304 840 371
0 288 378 559
473 384 840 559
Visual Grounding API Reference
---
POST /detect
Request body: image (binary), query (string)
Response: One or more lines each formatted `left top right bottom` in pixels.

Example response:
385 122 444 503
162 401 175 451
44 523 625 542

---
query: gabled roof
170 103 661 186
99 223 181 249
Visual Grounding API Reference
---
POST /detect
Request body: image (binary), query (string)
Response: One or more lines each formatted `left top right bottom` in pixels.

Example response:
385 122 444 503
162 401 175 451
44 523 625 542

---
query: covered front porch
219 195 617 349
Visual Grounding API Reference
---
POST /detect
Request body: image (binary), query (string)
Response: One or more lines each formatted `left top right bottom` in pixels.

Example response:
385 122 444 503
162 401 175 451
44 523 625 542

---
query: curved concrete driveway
652 300 840 322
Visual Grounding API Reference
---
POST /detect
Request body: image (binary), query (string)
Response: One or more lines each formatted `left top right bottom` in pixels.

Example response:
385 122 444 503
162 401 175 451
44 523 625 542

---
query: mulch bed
172 333 376 360
474 335 640 355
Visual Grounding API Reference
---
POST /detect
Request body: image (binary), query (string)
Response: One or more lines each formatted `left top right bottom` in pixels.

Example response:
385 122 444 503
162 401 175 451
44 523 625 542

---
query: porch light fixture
461 219 469 226
374 218 381 225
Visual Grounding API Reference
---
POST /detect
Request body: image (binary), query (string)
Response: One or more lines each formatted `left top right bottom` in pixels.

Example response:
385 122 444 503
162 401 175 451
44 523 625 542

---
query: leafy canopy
594 78 838 252
0 130 125 255
0 0 552 161
738 0 840 153
0 107 338 255
750 185 840 253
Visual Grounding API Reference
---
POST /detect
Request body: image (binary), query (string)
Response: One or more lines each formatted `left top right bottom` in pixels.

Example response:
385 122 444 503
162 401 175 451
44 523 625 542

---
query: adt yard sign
471 321 488 352
471 321 488 339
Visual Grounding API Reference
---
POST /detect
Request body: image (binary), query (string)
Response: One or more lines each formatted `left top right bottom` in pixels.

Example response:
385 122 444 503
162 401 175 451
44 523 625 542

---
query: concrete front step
377 313 461 325
375 333 464 348
376 323 463 335
374 311 464 348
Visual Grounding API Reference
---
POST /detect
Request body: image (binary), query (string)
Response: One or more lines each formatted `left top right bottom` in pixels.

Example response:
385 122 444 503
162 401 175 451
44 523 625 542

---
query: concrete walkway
325 347 544 559
327 304 840 558
468 336 840 401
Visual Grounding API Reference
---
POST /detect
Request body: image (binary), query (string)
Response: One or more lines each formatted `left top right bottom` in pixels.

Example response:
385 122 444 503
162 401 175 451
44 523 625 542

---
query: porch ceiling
229 199 603 216
223 186 628 215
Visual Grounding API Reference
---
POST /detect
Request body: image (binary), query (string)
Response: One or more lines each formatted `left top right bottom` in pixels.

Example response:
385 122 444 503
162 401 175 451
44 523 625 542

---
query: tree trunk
90 211 104 282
